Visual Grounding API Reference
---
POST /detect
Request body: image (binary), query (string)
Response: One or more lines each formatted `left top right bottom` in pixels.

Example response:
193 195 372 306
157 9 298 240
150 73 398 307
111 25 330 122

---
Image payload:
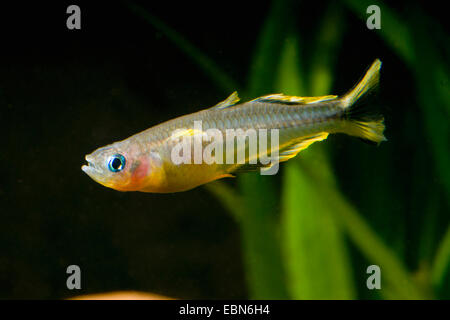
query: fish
82 59 386 193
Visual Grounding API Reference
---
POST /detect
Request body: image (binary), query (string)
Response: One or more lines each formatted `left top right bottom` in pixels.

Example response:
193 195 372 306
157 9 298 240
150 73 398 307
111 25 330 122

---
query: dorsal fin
210 91 240 110
251 93 337 105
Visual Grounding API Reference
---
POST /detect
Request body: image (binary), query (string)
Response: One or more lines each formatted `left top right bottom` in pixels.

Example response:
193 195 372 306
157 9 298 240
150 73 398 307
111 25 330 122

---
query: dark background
0 1 448 299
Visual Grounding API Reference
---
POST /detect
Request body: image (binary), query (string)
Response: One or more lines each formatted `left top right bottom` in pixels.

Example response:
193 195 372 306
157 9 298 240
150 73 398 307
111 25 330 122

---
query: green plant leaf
300 158 425 299
432 226 450 289
126 2 238 93
282 152 356 299
277 10 355 297
204 181 245 223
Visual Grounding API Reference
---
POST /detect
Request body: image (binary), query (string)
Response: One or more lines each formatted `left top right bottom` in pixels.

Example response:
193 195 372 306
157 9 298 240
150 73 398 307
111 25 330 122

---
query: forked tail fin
340 59 387 144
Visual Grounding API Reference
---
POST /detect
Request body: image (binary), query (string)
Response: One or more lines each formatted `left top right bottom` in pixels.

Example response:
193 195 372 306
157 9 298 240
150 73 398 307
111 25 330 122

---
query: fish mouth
81 155 101 175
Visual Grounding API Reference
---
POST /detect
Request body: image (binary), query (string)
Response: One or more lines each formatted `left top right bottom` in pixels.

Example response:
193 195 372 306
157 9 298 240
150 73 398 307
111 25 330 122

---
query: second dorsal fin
251 93 337 105
210 91 240 110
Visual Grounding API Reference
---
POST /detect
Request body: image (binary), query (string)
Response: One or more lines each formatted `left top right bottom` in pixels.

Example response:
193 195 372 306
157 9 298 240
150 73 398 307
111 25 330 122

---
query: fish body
82 59 386 193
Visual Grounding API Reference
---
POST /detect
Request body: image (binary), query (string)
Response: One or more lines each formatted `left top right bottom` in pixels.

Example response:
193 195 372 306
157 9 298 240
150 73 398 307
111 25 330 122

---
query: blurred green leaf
432 226 450 289
300 158 425 299
246 0 291 97
282 153 356 299
277 9 355 297
204 181 245 223
343 1 415 65
308 4 344 96
127 2 238 93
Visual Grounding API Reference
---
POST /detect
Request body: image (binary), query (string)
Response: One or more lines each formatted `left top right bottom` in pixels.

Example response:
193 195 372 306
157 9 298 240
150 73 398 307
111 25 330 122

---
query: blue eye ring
108 154 126 172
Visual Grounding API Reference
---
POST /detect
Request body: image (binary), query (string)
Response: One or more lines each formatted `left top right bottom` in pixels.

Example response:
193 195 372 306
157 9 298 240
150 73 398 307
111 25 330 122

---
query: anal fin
230 132 329 174
277 132 329 162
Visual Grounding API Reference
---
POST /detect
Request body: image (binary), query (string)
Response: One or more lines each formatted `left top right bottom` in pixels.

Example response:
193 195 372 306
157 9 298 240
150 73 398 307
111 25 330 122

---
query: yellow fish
82 59 386 193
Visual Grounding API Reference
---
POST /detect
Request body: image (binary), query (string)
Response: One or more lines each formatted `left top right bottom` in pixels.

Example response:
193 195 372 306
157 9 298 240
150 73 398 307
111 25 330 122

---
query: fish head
82 141 161 192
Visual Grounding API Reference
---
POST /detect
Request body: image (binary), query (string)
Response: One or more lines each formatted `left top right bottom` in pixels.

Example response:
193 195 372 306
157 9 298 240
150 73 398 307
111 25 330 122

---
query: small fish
82 59 386 193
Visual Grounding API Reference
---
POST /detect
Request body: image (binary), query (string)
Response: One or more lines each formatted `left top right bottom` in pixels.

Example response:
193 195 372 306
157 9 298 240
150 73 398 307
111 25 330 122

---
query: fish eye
108 154 126 172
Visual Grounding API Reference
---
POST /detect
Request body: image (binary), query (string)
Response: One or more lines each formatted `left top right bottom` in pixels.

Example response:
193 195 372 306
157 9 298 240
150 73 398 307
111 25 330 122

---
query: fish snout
82 154 101 175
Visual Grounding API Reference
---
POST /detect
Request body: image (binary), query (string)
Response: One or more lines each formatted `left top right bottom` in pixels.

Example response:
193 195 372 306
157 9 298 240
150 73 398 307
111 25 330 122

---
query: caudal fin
340 59 387 144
